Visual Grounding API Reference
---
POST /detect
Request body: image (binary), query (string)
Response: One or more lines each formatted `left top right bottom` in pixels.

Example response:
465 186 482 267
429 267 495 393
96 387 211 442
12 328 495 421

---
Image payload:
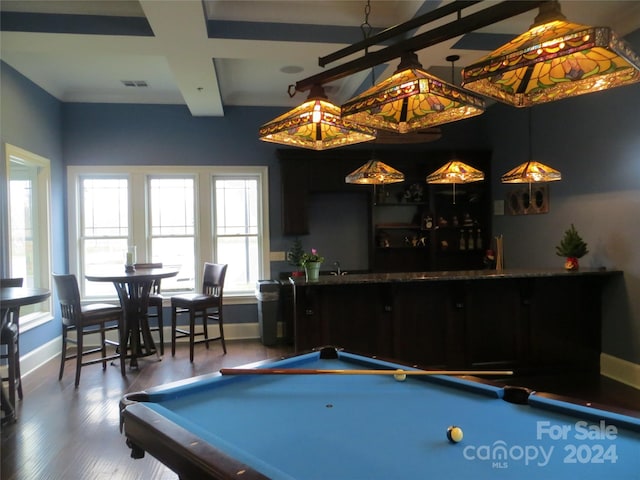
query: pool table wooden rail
122 401 270 480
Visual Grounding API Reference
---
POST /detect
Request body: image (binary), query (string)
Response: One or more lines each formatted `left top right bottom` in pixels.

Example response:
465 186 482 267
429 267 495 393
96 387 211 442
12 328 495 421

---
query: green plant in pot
556 224 588 271
287 238 305 277
301 248 324 282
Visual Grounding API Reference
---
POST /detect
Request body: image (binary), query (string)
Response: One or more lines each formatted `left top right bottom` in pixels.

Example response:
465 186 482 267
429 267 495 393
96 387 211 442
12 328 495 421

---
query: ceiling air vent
121 80 148 87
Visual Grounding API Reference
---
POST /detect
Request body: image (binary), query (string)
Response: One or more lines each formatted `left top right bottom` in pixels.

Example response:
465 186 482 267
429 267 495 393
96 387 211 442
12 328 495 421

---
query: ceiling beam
296 0 546 93
140 0 224 116
319 0 482 67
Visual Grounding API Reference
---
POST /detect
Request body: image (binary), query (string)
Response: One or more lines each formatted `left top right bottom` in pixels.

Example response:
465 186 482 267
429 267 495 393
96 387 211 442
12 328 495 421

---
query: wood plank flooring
1 340 294 480
2 340 639 480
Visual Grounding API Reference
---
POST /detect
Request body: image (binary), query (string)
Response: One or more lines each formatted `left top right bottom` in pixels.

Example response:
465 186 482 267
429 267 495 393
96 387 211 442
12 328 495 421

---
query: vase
564 257 579 271
304 262 321 282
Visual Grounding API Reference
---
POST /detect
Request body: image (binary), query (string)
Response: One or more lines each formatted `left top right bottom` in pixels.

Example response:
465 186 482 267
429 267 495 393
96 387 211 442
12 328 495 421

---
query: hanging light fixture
345 158 405 185
345 0 404 187
501 109 562 187
461 1 640 107
258 84 376 151
341 51 485 134
501 161 562 184
426 160 484 204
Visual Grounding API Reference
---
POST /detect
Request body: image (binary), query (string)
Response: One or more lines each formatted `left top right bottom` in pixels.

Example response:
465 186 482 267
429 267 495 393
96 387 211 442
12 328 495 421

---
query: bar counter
289 267 618 286
289 268 622 374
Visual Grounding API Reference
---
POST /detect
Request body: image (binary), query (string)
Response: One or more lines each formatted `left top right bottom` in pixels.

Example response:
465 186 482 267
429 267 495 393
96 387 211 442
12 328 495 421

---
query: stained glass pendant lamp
345 158 405 185
501 110 562 188
258 84 376 150
461 1 640 107
426 160 484 204
341 52 485 134
501 161 562 184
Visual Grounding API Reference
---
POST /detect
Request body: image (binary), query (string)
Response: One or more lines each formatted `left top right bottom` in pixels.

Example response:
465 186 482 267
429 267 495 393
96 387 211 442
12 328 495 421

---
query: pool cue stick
219 368 513 376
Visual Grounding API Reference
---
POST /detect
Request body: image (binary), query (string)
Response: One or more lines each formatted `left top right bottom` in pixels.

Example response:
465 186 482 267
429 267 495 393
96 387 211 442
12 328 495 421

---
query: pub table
86 267 178 368
0 286 51 424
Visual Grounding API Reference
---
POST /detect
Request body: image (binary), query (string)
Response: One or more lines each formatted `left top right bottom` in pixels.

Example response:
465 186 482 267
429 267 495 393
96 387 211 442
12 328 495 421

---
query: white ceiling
1 0 639 117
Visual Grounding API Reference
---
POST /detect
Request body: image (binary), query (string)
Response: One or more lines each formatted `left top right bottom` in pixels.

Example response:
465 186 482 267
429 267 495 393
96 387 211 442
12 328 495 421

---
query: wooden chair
133 263 165 355
53 274 126 387
171 263 228 362
0 278 24 407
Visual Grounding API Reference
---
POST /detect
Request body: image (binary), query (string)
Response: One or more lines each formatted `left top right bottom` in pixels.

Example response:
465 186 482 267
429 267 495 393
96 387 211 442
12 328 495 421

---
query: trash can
255 280 280 346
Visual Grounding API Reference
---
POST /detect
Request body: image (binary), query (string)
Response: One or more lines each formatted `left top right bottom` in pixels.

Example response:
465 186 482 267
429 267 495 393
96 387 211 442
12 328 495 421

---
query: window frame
212 175 263 295
67 165 270 304
3 143 54 332
146 174 198 294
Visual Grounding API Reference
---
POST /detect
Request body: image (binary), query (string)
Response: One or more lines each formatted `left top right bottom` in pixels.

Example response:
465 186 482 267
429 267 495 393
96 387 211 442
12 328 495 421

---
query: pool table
120 347 640 480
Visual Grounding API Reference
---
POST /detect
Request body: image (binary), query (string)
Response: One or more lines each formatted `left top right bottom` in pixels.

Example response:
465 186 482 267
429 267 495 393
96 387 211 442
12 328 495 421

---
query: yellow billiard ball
394 370 407 381
447 426 464 443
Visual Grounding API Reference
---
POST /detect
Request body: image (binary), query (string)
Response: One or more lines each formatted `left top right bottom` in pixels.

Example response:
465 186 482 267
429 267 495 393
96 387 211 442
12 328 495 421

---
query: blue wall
487 29 640 363
60 99 490 274
61 102 290 257
0 63 67 354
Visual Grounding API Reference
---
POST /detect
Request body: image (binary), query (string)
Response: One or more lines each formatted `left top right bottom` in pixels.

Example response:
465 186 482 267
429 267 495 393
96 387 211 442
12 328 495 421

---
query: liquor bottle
459 230 466 250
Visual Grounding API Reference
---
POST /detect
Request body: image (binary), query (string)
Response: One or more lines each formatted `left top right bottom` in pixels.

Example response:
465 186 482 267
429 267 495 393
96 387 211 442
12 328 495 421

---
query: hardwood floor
2 340 639 480
1 340 294 480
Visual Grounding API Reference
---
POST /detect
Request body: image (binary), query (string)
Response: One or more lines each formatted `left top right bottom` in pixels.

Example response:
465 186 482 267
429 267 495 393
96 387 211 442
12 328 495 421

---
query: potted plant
301 248 324 282
287 238 305 277
555 224 589 271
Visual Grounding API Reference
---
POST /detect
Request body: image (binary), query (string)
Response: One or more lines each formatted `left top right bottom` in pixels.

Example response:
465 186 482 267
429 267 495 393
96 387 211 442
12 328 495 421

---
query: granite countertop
288 268 621 286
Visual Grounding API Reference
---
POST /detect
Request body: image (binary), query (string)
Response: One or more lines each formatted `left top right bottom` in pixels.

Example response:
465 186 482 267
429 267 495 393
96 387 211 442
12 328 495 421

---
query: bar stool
1 277 24 408
171 263 227 362
53 274 126 387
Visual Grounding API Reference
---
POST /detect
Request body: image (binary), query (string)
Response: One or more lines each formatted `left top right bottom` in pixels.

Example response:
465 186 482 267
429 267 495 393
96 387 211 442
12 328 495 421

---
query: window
214 177 259 294
4 144 53 330
79 176 129 297
68 166 270 302
148 176 195 293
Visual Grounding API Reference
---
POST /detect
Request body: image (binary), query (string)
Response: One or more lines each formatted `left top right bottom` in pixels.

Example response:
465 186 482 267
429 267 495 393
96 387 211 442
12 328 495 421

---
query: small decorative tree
555 224 588 270
287 238 305 275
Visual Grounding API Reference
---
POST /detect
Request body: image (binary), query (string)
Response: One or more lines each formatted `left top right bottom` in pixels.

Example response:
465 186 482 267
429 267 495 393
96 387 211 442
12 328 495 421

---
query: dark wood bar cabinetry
290 269 621 374
279 149 492 273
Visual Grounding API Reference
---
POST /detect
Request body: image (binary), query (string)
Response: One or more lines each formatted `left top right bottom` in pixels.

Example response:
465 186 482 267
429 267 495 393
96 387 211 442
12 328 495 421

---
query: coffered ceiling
1 0 639 117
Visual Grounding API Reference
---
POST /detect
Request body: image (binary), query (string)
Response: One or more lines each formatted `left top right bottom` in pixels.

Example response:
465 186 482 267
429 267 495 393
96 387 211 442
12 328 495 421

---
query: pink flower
302 248 324 265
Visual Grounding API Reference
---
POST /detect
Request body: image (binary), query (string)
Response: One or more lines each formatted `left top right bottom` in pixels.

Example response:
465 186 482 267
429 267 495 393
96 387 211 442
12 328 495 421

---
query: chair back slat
53 274 82 326
202 263 227 298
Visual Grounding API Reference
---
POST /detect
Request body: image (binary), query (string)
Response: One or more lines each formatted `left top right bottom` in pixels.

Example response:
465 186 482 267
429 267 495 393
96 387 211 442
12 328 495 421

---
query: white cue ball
394 369 407 381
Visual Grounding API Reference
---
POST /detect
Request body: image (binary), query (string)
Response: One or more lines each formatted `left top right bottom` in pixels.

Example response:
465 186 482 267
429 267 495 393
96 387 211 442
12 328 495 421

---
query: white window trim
67 165 270 303
4 143 54 332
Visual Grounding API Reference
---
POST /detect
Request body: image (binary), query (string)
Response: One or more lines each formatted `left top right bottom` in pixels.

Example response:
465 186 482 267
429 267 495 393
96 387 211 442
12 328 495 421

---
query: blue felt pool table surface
122 349 640 479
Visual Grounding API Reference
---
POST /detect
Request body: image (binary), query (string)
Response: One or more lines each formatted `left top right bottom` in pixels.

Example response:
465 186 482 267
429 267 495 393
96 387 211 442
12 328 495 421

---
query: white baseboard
601 353 640 390
17 323 268 380
19 336 62 378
